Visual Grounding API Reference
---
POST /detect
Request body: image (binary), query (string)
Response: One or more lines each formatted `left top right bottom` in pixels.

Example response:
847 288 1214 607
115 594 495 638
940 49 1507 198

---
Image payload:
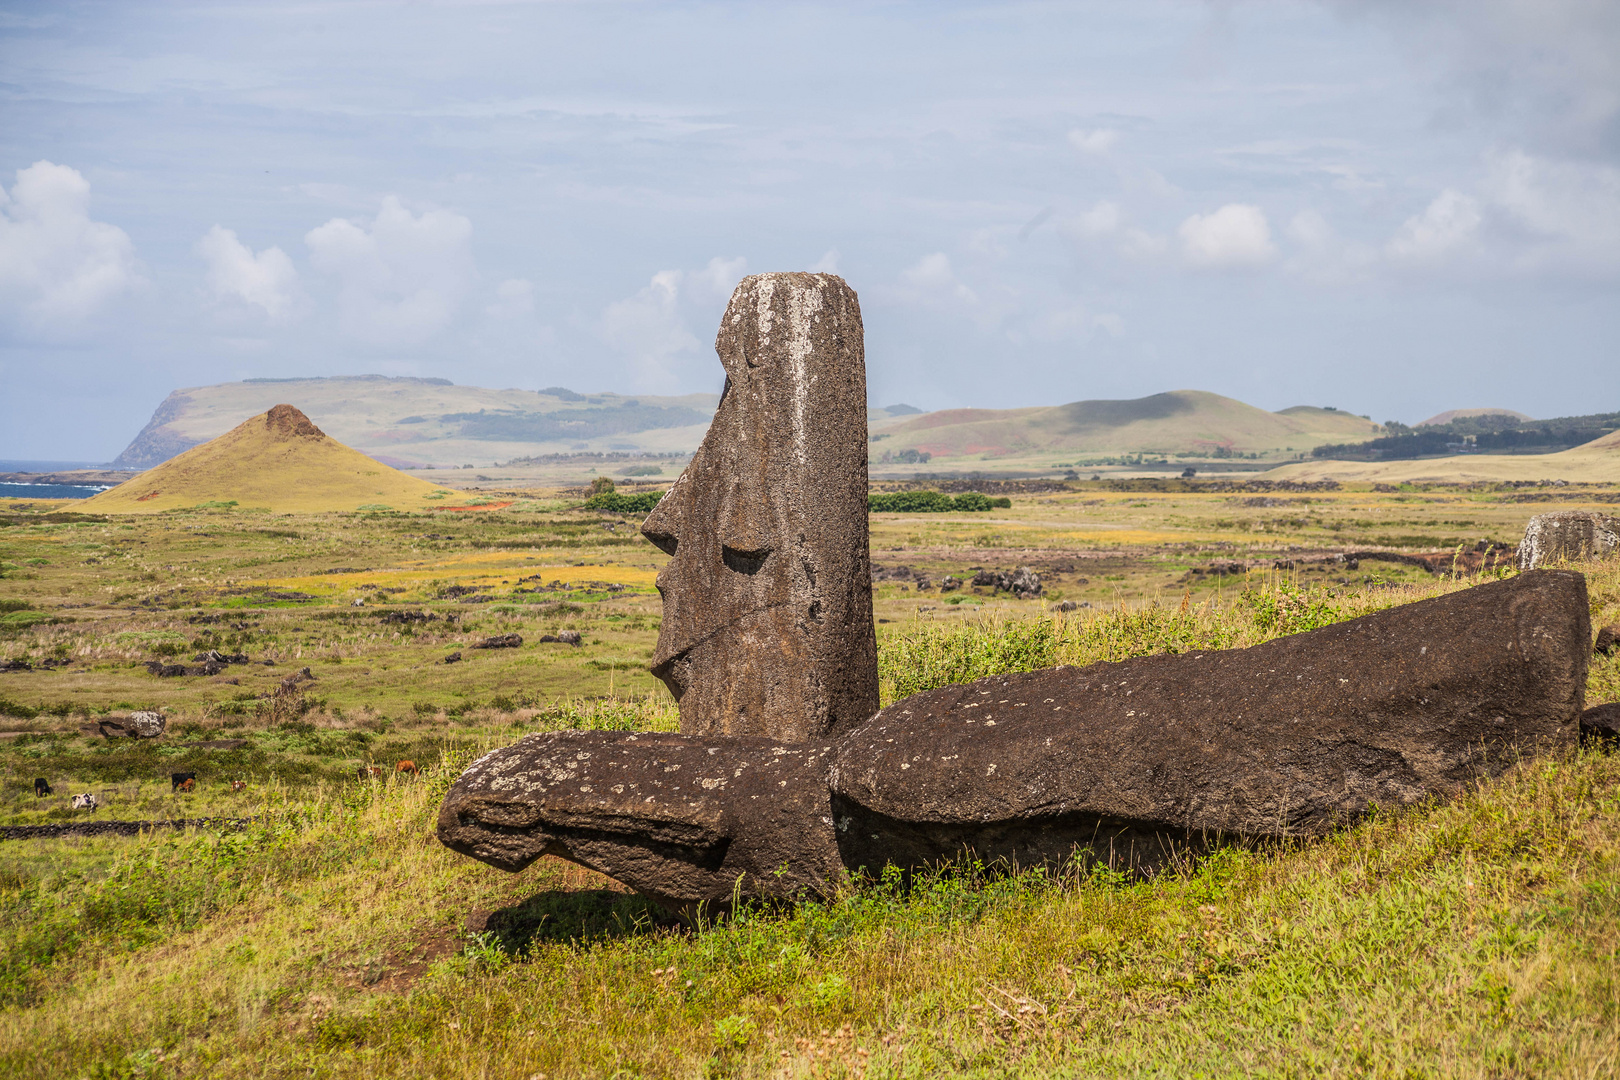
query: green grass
1 730 1617 1077
0 494 1618 1076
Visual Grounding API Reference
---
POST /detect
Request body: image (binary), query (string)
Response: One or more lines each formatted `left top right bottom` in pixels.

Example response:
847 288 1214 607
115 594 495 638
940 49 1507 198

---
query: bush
583 491 665 514
867 491 1009 513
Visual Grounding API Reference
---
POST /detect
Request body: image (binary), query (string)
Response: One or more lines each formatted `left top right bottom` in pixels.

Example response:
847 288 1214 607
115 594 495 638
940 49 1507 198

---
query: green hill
871 390 1381 463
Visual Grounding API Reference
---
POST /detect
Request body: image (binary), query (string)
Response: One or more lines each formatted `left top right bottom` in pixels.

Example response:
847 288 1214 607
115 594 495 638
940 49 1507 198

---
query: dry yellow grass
1264 428 1620 484
86 405 453 514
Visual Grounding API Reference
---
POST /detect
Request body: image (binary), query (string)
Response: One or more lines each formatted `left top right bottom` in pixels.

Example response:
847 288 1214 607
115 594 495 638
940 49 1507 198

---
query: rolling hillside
869 391 1382 462
87 405 453 514
1264 427 1620 484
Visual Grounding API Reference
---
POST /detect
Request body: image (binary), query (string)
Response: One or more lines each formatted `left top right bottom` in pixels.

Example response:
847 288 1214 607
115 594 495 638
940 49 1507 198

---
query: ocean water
0 460 106 472
0 482 108 500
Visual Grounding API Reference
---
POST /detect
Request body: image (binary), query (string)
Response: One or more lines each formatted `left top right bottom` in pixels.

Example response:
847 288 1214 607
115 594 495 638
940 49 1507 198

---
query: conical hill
86 405 452 513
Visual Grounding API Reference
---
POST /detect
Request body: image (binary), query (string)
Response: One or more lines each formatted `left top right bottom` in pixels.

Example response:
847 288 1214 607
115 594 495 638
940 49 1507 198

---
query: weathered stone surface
1519 511 1620 570
640 272 877 742
437 730 845 913
971 567 1043 598
1596 624 1619 656
472 634 523 650
828 571 1589 873
100 710 166 739
1580 703 1620 749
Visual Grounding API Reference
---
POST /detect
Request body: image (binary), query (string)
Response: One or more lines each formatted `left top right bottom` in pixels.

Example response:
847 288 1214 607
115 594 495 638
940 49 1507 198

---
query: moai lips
640 273 878 742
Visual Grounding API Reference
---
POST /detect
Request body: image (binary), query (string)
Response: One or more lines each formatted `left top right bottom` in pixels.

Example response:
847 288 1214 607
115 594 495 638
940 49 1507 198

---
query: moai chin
640 273 879 741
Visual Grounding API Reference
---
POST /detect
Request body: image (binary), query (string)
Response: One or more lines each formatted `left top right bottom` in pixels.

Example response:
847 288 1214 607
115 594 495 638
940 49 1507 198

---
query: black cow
33 777 51 797
170 771 197 792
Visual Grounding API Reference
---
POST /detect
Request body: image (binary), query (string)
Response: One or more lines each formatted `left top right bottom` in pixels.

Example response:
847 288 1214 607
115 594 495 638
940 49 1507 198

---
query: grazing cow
178 778 196 793
33 777 51 797
230 780 247 792
171 771 197 792
396 760 418 776
70 793 97 811
356 765 386 780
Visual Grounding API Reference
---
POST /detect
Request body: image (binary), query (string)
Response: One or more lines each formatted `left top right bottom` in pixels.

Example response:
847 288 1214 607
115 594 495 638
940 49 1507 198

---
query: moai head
640 273 878 742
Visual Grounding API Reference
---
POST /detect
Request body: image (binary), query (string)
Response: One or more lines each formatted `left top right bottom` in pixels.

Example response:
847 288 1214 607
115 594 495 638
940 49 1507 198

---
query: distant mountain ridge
868 390 1382 462
112 377 1393 472
111 376 725 470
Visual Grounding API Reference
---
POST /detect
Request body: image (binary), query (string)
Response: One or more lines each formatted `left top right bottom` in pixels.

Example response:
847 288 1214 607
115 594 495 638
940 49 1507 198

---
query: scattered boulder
1055 601 1078 613
638 273 878 741
938 576 961 593
0 659 31 672
538 631 583 646
970 567 1043 598
193 650 249 664
443 651 463 664
99 710 166 739
1596 624 1619 656
1519 511 1620 570
1581 703 1620 749
471 634 523 650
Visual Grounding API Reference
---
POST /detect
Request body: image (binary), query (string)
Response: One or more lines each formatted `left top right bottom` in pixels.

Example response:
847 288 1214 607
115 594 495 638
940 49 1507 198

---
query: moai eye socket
721 545 770 575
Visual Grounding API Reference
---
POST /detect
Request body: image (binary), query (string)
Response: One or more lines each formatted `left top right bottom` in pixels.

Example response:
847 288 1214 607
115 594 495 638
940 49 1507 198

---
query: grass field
0 482 1617 1077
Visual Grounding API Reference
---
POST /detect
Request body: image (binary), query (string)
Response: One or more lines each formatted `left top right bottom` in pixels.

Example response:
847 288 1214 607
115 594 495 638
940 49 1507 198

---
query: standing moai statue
639 273 879 741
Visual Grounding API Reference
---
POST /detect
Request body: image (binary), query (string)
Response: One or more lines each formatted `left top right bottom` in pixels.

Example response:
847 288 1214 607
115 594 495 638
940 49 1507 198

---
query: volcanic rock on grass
437 730 845 914
1596 624 1619 656
1519 511 1620 570
99 711 166 739
472 634 522 650
639 273 878 742
827 570 1589 874
1580 703 1620 749
538 631 582 646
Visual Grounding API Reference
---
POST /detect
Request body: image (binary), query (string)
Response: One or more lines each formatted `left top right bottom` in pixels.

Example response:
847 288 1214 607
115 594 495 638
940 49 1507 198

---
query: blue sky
1 1 1617 460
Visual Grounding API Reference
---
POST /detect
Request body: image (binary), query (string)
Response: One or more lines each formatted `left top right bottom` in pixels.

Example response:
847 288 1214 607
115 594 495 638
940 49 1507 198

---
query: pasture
0 481 1617 1077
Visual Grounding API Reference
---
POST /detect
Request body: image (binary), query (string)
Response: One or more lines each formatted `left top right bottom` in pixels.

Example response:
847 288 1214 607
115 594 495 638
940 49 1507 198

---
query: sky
1 0 1617 461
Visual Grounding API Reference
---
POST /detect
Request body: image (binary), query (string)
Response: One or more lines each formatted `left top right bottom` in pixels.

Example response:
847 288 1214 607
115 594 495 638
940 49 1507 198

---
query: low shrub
868 491 1011 513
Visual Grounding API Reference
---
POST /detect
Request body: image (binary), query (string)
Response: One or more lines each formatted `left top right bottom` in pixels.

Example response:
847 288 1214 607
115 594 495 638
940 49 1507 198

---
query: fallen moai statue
440 570 1590 913
438 272 1594 915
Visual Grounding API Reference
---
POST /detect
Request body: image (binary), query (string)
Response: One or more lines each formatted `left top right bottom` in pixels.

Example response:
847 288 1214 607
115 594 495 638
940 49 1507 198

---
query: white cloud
1179 204 1278 269
1068 128 1119 155
686 255 747 303
1073 201 1123 238
1287 210 1333 248
304 196 474 346
195 225 303 320
1384 189 1482 263
600 256 746 391
0 160 140 332
809 249 840 273
1482 149 1620 272
898 253 977 306
486 278 534 318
